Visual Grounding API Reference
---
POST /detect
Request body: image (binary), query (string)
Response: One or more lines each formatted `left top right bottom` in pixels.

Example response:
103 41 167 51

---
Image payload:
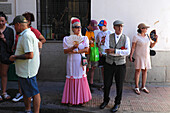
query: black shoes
100 101 120 112
110 104 120 112
99 101 109 109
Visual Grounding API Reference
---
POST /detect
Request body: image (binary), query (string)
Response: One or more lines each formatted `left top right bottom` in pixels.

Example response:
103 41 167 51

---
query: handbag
90 42 99 62
150 49 156 56
80 54 88 66
78 48 88 66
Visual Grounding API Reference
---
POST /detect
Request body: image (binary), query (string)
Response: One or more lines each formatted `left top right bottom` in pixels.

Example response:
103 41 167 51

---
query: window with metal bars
37 0 91 40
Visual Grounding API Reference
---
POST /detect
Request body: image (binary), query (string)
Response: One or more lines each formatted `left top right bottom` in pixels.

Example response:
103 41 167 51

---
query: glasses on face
72 26 81 29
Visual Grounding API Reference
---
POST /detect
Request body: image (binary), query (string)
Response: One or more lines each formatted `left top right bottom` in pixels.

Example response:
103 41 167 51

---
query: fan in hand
66 35 84 47
150 29 157 42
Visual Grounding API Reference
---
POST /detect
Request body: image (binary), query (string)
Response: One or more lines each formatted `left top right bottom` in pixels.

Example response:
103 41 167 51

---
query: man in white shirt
9 15 41 113
100 20 130 113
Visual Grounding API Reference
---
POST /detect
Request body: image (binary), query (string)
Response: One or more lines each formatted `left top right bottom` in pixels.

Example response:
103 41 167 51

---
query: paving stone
1 81 170 113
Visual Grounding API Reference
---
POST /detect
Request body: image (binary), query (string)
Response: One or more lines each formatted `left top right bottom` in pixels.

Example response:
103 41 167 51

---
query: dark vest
106 33 126 65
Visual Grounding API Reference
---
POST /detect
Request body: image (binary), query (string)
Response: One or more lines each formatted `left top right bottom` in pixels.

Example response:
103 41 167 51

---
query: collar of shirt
115 33 122 44
19 28 30 36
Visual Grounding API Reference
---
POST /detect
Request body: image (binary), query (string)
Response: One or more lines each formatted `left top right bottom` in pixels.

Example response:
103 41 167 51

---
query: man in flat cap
100 20 130 112
9 15 41 113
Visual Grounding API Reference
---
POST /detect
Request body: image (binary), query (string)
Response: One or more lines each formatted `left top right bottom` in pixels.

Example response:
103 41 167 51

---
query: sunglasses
72 26 81 28
142 27 147 29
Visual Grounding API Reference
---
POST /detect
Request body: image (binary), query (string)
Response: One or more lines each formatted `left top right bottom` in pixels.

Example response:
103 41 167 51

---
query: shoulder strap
147 34 150 40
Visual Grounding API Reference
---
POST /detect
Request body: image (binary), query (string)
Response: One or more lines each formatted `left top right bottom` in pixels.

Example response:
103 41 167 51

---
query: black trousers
103 62 126 105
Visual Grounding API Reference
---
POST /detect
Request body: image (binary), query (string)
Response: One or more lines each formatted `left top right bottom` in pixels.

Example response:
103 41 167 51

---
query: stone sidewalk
1 81 170 113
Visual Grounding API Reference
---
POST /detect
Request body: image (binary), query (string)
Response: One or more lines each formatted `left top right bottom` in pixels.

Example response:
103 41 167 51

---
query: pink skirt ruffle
61 76 92 105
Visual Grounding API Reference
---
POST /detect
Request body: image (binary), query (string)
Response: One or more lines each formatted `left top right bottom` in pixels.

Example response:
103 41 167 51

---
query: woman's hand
129 56 133 62
72 44 79 50
0 32 6 42
154 35 158 43
150 35 158 48
38 41 42 49
72 50 78 54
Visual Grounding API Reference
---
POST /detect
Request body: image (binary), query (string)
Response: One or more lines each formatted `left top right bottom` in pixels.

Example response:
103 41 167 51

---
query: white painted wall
91 0 170 51
6 0 37 28
16 0 37 28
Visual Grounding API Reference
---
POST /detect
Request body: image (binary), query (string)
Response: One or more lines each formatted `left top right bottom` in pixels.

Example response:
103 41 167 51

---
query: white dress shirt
114 33 130 56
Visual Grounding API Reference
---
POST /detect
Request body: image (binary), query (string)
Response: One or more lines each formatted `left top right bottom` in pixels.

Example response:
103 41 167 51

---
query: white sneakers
12 93 23 102
12 93 33 102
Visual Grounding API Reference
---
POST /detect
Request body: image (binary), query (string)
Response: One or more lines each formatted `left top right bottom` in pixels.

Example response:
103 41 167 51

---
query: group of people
62 17 158 113
0 12 46 113
0 11 158 113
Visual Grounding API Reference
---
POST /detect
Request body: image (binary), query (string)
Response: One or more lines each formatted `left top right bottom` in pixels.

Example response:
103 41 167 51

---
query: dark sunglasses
142 27 147 29
72 26 81 28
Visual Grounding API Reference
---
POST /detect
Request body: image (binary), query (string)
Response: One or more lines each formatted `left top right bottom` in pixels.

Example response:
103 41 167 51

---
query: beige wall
39 43 170 84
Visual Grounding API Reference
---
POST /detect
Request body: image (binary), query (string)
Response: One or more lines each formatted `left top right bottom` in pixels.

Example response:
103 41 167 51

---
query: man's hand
105 49 115 54
99 51 102 57
9 55 16 61
90 40 94 44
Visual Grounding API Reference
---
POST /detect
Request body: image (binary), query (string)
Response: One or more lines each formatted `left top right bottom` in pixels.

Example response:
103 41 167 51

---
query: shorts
18 76 39 98
98 55 106 67
88 61 98 68
86 54 98 68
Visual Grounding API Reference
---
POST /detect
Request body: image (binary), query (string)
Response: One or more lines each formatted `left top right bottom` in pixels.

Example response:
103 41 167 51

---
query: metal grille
37 0 91 40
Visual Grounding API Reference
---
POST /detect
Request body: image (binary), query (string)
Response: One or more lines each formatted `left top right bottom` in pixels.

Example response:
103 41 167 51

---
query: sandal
2 92 11 100
141 87 149 94
134 88 140 95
